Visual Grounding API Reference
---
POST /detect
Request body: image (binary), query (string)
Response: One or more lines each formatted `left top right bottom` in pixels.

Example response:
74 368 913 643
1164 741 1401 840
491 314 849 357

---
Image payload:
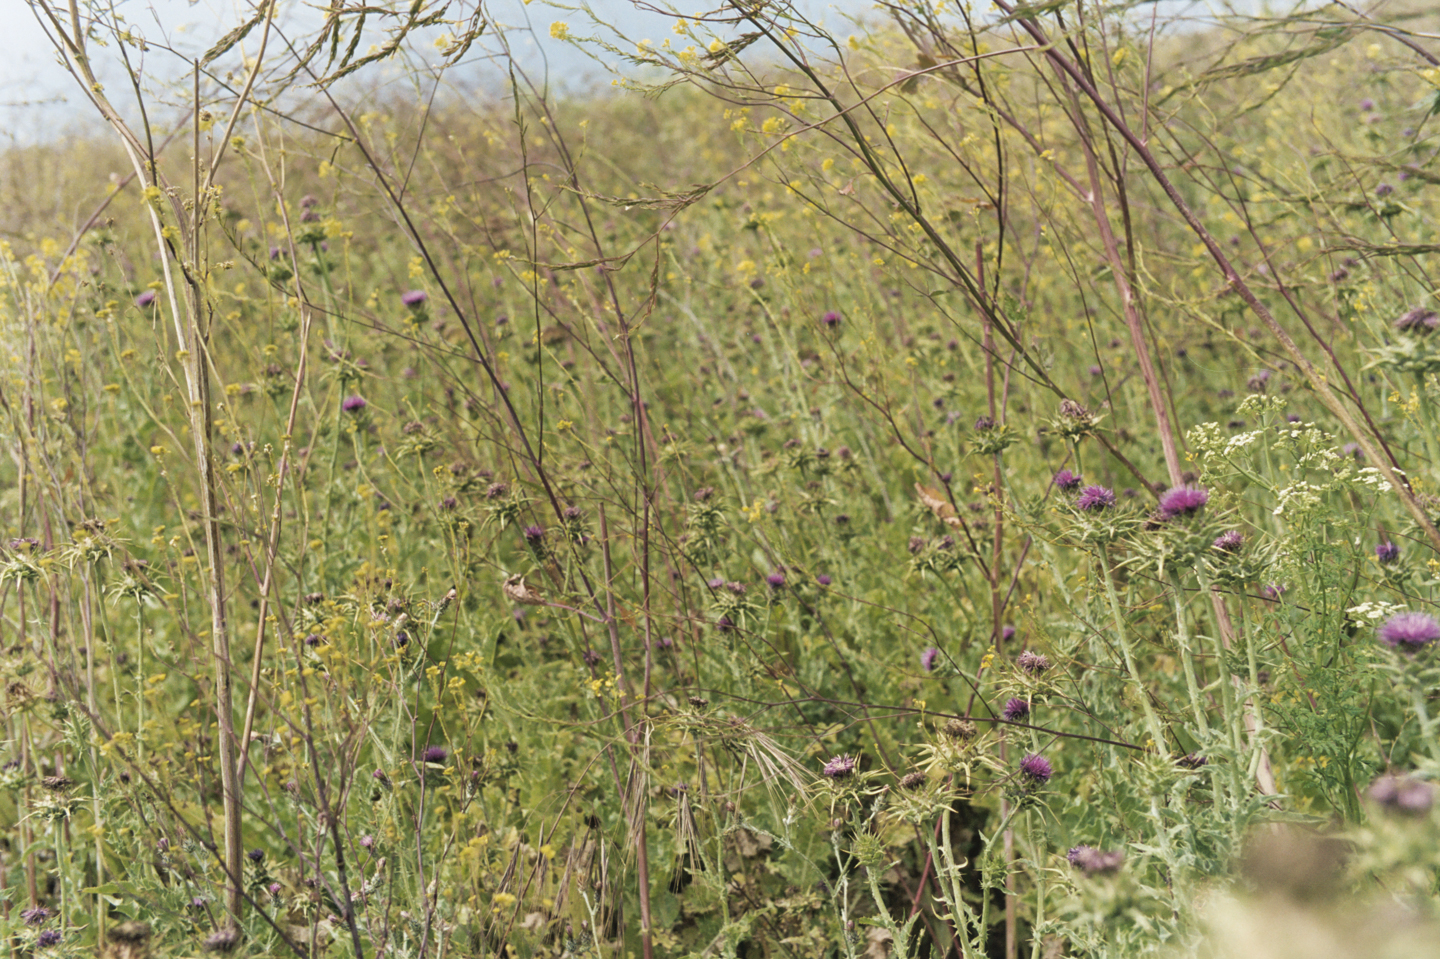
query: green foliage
3 1 1440 957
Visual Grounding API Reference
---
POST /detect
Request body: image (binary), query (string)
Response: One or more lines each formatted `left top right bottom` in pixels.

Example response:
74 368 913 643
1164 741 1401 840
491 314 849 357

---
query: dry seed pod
503 574 547 606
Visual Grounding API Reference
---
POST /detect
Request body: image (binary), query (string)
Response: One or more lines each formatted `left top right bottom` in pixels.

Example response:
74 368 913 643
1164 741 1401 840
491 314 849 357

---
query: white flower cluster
1349 466 1396 494
1272 480 1323 516
1345 600 1406 623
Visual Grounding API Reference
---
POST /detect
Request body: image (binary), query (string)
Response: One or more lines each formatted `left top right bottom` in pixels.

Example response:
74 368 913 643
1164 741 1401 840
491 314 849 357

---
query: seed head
942 718 977 741
899 770 926 790
1017 650 1050 675
203 928 239 953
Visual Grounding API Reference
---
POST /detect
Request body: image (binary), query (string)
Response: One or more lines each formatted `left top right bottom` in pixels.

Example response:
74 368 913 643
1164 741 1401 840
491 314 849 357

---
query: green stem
1098 547 1168 756
1027 811 1045 959
1167 571 1210 738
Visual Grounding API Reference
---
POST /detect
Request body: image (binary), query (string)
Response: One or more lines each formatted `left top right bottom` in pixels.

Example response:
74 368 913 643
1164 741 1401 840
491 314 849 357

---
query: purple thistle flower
1395 307 1438 335
766 572 786 589
1018 753 1052 784
36 931 61 949
135 290 157 307
1158 486 1208 520
1359 98 1374 111
1017 650 1050 675
1002 625 1016 642
1376 541 1401 564
1369 773 1434 815
974 415 996 432
707 577 725 589
822 754 858 779
816 574 832 586
522 524 545 544
248 848 264 862
401 289 429 307
360 834 376 848
1378 612 1440 651
268 882 282 896
1053 469 1082 492
1076 485 1116 511
821 310 841 329
341 395 368 413
421 745 449 764
1213 530 1244 553
1262 583 1286 602
716 616 735 633
1068 846 1125 874
1177 753 1207 770
1376 182 1395 197
20 907 51 926
1002 698 1030 722
921 647 940 672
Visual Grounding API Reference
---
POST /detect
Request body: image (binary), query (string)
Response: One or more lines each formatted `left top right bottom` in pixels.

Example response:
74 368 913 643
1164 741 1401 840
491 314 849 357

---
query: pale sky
5 0 1260 144
5 0 878 143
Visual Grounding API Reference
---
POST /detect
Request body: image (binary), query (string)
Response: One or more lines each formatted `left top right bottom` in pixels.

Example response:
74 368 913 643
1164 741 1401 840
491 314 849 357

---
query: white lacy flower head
1236 393 1288 416
1346 601 1407 623
1224 430 1264 455
1273 480 1324 517
1350 466 1396 494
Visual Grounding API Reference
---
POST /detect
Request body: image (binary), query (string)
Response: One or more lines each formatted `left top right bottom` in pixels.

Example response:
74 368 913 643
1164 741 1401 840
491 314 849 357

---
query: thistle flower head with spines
1213 530 1244 553
1377 611 1440 651
1019 752 1052 784
1076 485 1116 511
1158 486 1208 520
1017 650 1050 675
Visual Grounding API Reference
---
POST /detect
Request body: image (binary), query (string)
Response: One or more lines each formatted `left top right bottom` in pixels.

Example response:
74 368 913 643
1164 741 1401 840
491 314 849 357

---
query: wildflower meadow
5 0 1440 956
